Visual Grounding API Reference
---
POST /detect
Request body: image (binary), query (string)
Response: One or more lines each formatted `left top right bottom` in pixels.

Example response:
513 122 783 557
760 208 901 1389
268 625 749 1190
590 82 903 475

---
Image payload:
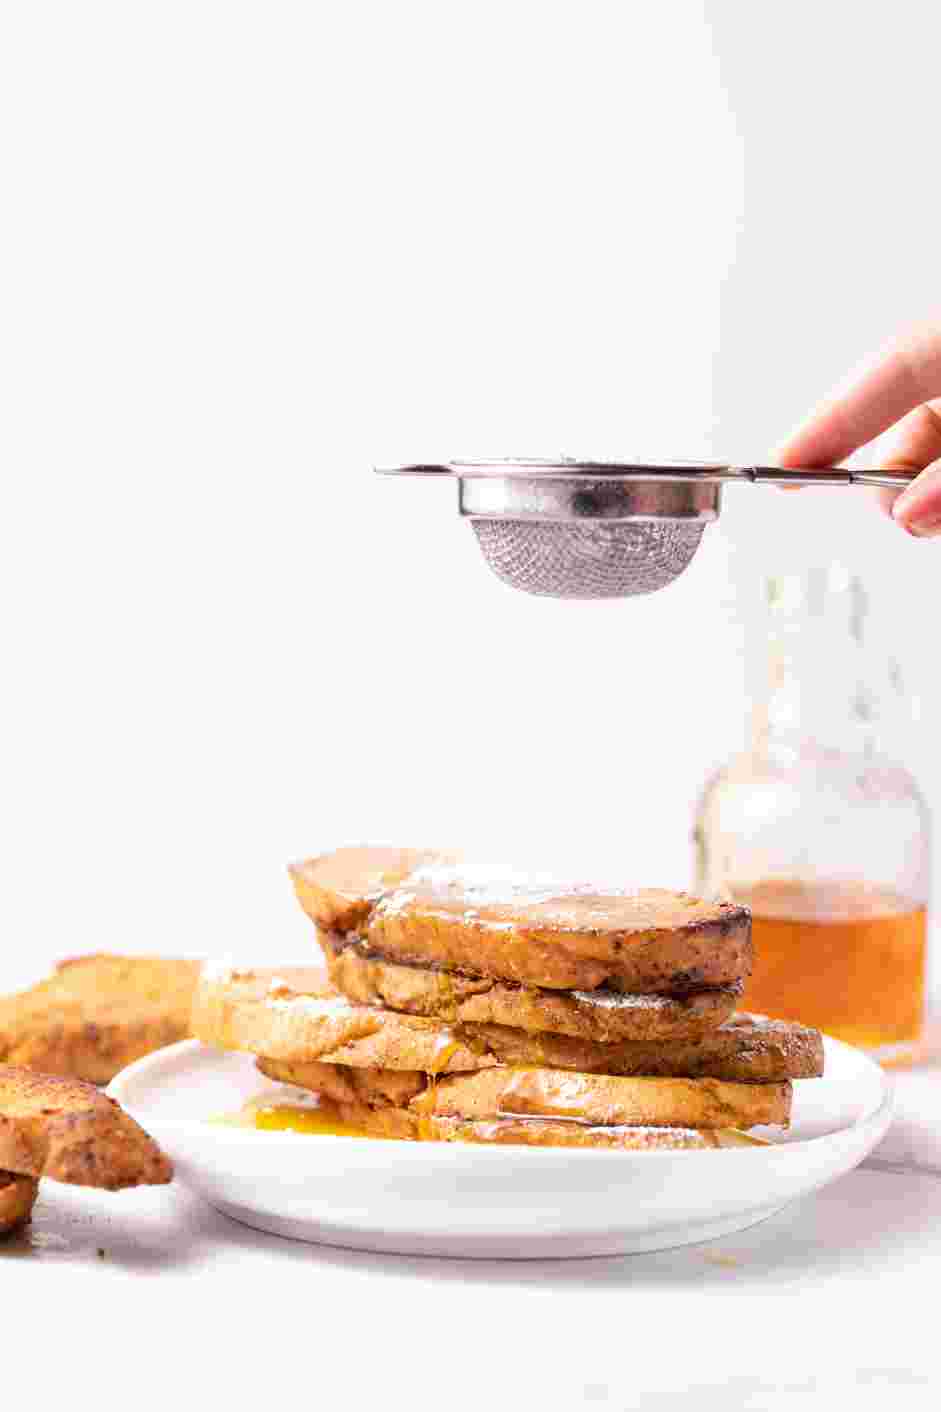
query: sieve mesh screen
471 518 705 599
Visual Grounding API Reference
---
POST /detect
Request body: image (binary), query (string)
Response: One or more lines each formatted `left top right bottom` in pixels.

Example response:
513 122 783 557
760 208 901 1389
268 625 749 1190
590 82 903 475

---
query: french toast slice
474 1015 819 1082
260 1055 790 1130
410 1068 792 1130
290 851 751 994
461 1012 823 1083
0 1065 172 1189
288 847 457 934
365 865 751 992
0 954 200 1083
0 1171 38 1235
253 1062 775 1147
199 967 820 1081
323 940 743 1042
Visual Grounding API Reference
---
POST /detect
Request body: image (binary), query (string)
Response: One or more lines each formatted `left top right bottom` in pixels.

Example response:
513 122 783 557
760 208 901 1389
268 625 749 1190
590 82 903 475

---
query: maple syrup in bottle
694 568 930 1060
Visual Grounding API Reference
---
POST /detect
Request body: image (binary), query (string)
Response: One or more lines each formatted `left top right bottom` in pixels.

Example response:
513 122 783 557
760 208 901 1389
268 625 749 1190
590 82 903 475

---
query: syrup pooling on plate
211 1091 376 1139
254 1105 373 1138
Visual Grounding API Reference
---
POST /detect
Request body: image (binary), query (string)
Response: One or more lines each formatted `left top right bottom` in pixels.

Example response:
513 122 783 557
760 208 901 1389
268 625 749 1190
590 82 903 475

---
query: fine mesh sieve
472 518 706 598
375 460 918 600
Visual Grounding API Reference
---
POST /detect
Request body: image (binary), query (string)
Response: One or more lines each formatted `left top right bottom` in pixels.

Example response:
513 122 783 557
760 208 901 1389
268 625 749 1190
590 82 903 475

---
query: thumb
891 457 941 536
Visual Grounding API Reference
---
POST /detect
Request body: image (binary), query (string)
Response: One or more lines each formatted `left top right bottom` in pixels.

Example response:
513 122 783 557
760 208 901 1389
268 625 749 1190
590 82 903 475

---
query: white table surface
3 1064 941 1410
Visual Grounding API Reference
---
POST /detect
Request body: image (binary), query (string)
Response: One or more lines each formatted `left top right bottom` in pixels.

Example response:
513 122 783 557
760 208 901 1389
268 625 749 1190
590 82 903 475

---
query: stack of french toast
193 847 825 1149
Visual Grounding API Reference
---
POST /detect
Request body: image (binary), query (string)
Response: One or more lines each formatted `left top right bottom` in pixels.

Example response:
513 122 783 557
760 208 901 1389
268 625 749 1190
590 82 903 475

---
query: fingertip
890 460 941 533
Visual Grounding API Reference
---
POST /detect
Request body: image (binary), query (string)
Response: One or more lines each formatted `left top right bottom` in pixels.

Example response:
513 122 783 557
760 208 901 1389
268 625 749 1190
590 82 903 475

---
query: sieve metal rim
375 460 918 491
375 459 732 482
457 474 720 525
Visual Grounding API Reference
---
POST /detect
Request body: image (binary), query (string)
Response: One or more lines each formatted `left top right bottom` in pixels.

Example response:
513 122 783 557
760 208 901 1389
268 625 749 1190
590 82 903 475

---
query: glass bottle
693 566 930 1059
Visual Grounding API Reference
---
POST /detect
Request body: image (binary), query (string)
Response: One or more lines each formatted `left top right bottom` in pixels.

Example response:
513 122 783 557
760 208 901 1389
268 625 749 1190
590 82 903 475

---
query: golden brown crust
324 940 742 1042
0 1171 38 1235
666 1013 824 1082
0 1065 172 1189
410 1068 791 1130
288 847 458 934
365 868 751 992
0 955 200 1084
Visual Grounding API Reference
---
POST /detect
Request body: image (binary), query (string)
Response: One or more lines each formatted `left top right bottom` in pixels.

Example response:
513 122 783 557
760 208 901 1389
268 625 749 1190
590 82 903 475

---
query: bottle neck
749 570 884 761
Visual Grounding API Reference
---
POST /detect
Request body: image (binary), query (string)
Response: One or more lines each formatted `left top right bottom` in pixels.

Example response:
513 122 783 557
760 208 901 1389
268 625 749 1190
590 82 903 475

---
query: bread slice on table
0 954 200 1084
290 850 751 994
0 1065 172 1189
323 940 743 1043
0 1171 38 1235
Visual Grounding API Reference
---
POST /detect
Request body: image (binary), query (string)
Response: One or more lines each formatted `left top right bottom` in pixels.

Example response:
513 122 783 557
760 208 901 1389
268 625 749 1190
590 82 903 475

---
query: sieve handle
742 466 919 490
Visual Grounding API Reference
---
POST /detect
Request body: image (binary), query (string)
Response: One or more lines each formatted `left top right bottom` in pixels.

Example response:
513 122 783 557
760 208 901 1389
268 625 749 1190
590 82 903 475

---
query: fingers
773 318 941 470
876 398 941 526
891 455 941 537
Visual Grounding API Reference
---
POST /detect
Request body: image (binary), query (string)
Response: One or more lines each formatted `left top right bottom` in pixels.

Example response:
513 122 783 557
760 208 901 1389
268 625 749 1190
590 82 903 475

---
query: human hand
773 318 941 537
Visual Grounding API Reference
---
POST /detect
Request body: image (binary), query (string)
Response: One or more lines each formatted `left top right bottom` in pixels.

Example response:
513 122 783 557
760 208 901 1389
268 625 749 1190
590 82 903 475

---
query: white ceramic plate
109 1035 892 1259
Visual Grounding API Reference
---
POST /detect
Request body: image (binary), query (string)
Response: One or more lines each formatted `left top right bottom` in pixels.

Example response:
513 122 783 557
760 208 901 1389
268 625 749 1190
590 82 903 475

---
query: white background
1 2 939 987
4 8 941 1408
